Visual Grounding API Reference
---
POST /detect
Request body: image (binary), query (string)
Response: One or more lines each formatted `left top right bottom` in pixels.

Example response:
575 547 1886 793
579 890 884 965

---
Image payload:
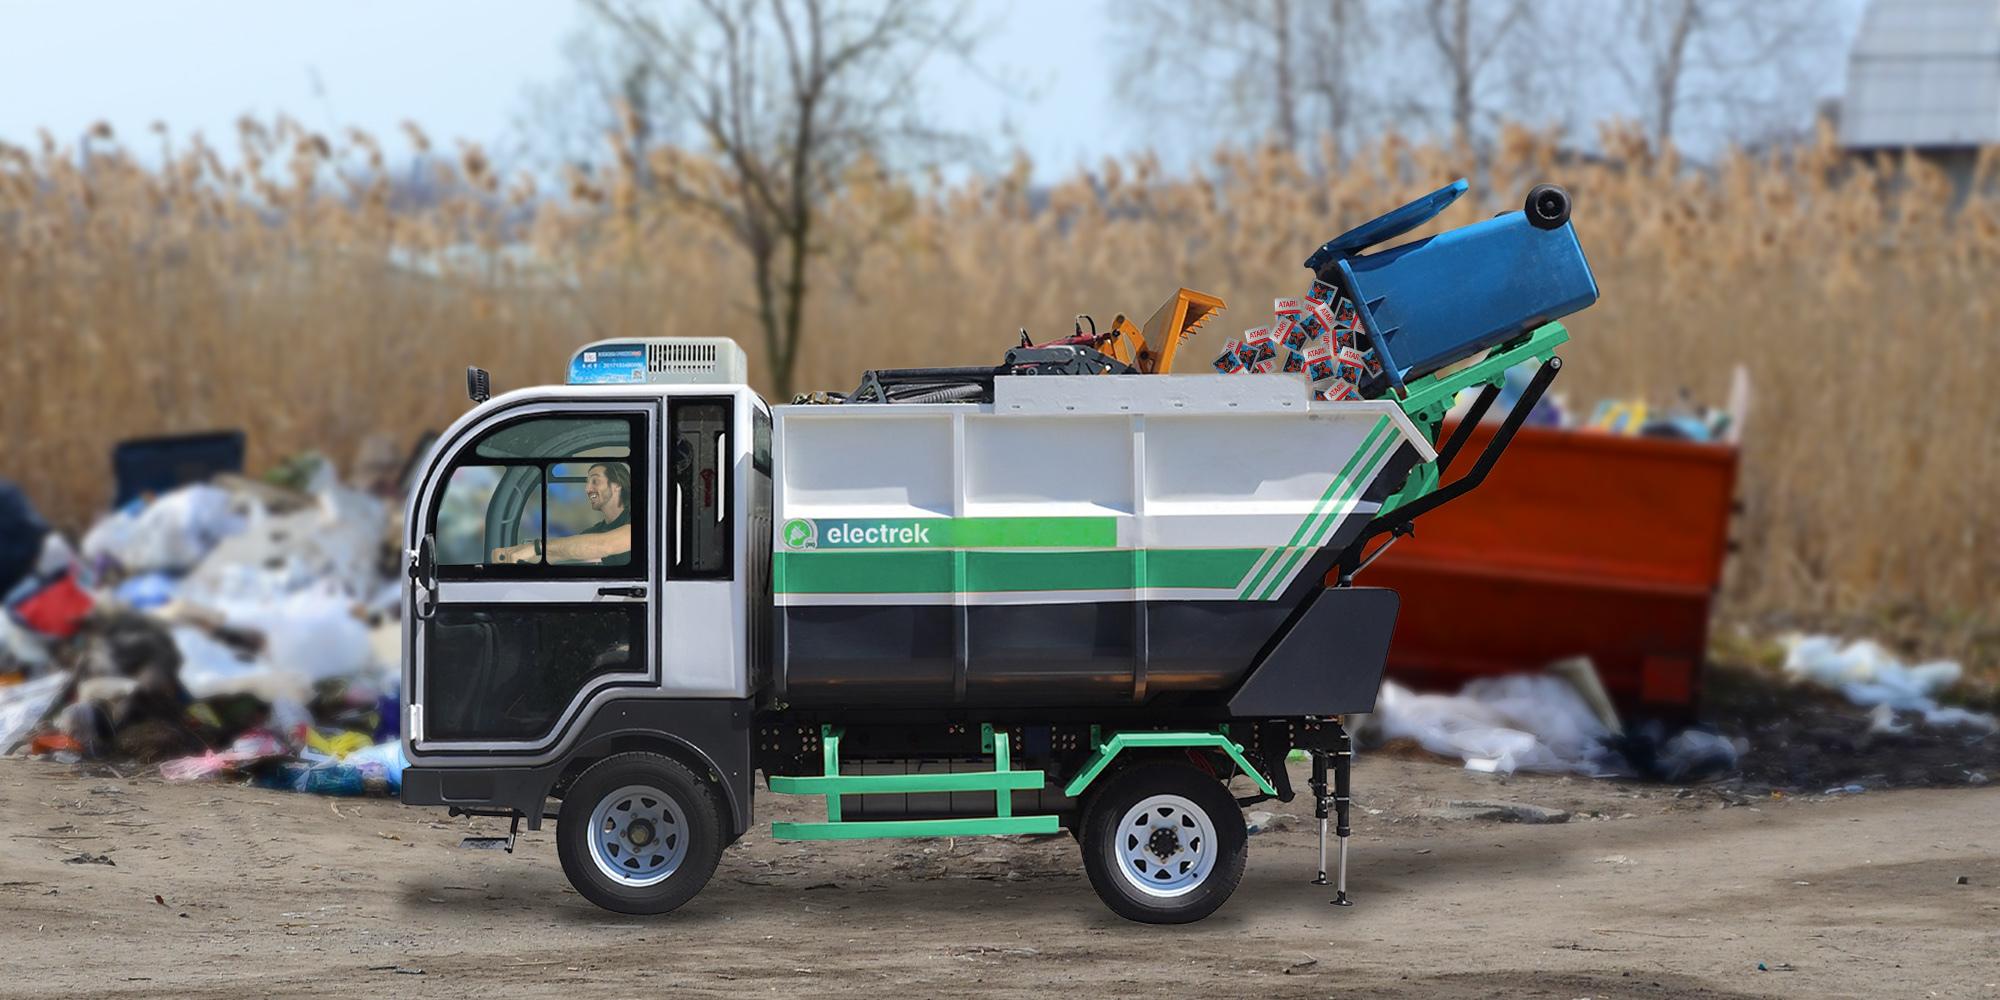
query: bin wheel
1078 759 1248 924
556 752 724 914
1526 183 1571 230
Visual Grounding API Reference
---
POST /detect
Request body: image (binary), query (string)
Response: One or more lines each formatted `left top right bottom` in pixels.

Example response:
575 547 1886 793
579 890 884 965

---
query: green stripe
1251 424 1405 600
966 551 1135 592
1237 417 1392 599
1144 548 1267 589
793 516 1114 550
775 547 1270 595
777 551 956 594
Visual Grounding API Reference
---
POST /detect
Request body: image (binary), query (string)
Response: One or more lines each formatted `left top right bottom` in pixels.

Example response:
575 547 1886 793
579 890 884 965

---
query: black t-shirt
578 506 633 566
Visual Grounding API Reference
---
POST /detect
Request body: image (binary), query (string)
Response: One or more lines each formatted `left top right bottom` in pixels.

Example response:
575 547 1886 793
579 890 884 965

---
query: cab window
432 415 646 579
670 400 732 578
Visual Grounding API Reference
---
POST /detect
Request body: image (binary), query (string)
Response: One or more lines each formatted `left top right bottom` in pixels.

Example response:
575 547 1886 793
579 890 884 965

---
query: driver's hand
490 543 541 564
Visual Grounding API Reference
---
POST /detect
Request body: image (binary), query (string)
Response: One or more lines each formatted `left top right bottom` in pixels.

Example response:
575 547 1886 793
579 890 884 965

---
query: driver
491 462 633 565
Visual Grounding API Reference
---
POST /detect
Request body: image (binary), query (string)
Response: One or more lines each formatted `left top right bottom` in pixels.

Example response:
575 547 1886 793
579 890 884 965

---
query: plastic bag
8 571 94 640
344 740 408 792
1783 634 1996 732
82 485 248 574
172 625 311 705
1368 677 1623 776
0 672 68 754
306 727 374 760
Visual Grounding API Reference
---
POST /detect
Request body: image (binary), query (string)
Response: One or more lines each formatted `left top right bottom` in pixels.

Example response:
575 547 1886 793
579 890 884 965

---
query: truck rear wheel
1078 759 1247 924
556 752 723 915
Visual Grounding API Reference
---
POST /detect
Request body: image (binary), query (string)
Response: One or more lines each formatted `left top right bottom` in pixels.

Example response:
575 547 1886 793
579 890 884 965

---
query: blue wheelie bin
1305 179 1599 396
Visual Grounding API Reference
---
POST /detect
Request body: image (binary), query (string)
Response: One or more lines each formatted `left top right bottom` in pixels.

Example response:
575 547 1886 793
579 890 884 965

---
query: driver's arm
546 526 630 561
491 526 631 564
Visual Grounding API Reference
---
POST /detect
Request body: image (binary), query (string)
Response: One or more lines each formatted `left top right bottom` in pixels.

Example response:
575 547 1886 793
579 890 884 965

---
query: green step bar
768 724 1061 840
766 725 1275 841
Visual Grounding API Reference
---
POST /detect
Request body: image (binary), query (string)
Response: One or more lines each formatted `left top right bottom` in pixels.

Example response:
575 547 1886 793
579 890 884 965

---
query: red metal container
1353 421 1738 719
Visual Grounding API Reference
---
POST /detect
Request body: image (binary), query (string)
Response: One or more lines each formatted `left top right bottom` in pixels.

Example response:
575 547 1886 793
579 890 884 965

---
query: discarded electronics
396 180 1599 923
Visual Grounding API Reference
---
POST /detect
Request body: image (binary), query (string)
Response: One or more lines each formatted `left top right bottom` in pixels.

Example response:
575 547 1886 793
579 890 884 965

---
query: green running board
768 724 1061 840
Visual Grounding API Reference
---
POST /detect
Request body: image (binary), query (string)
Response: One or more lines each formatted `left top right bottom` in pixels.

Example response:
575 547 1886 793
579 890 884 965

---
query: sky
0 0 1127 179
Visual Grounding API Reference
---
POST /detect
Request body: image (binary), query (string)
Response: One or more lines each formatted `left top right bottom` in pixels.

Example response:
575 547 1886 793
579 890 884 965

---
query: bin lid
1304 178 1468 272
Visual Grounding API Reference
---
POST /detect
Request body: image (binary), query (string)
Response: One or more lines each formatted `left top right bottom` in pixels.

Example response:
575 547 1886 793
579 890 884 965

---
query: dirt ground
3 749 1996 1000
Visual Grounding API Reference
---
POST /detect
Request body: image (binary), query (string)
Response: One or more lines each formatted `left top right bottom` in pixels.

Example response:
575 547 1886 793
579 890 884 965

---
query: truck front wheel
556 752 724 914
1078 760 1248 923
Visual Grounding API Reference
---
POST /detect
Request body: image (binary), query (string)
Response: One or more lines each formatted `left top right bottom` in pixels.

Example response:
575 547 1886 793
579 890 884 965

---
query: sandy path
2 753 1995 999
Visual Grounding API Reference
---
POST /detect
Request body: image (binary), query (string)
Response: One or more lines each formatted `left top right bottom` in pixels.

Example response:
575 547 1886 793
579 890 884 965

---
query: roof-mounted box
566 337 751 386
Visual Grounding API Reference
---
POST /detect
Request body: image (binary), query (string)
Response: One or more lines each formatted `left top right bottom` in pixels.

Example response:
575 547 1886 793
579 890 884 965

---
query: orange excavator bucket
1105 288 1226 374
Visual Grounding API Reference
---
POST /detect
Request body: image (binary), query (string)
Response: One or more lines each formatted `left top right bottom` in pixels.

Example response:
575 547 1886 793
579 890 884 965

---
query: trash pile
1780 634 1998 735
1212 284 1386 402
1451 362 1753 443
0 439 415 797
1356 658 1745 783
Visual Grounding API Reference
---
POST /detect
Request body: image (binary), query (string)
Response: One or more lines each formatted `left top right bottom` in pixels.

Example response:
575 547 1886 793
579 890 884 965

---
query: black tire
556 752 724 915
1525 183 1571 230
1078 759 1248 924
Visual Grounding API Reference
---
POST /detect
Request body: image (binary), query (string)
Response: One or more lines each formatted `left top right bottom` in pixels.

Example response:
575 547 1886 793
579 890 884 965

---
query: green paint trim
776 550 955 594
967 550 1136 593
765 723 1061 842
772 816 1061 840
785 515 1115 551
1144 548 1266 589
1396 322 1570 426
775 547 1271 595
1250 419 1407 600
1061 731 1276 798
1237 417 1392 599
766 771 1048 795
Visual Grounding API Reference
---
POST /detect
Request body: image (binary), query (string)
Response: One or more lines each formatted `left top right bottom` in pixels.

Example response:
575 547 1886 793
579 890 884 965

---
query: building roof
1844 0 2000 148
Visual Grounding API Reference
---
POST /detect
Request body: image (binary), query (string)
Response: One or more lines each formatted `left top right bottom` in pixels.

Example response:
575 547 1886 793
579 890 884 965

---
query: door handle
597 586 648 599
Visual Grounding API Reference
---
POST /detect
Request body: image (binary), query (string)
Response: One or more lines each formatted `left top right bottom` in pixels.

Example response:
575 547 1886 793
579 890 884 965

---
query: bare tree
1608 0 1851 152
1414 0 1534 142
564 0 967 399
1114 0 1375 157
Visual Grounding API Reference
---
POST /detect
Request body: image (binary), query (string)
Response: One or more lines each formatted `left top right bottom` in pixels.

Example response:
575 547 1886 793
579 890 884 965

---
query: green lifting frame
767 724 1061 840
1377 320 1570 515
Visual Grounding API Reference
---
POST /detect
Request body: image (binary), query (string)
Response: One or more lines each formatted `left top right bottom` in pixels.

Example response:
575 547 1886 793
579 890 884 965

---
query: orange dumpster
1350 420 1738 720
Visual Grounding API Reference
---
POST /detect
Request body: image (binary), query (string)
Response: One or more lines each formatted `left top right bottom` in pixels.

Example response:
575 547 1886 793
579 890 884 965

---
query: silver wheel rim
587 783 690 887
1112 793 1220 898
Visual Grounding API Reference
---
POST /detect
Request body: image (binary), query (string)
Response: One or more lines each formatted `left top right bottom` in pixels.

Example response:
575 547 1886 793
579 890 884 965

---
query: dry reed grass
2 119 1995 667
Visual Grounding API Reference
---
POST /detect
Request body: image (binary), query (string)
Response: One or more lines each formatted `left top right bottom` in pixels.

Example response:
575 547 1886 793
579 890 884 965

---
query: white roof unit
565 337 751 386
1843 0 2000 148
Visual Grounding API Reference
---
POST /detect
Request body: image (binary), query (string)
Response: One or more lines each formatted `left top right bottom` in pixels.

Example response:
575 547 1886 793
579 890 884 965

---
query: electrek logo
777 516 1114 550
782 519 817 549
826 522 930 546
782 517 942 549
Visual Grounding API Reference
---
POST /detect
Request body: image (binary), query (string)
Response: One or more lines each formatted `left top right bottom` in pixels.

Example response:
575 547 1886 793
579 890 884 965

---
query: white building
1843 0 2000 149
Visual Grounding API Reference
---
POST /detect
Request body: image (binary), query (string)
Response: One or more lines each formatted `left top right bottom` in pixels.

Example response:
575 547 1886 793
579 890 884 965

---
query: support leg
1331 728 1354 906
1308 748 1330 886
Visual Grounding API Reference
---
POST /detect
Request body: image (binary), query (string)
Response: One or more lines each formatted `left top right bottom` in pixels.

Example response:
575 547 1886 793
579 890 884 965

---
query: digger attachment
1103 288 1225 374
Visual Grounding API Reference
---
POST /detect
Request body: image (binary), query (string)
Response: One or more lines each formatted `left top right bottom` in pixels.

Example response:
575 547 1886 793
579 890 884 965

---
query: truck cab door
408 401 659 753
654 396 744 695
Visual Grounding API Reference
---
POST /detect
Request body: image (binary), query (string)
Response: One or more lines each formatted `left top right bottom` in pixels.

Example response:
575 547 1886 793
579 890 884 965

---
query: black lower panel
964 603 1134 704
779 599 1308 709
1228 587 1399 716
426 604 645 741
776 604 957 704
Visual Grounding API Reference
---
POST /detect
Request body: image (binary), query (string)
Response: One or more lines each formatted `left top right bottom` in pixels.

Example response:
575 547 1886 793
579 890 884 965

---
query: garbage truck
398 179 1598 923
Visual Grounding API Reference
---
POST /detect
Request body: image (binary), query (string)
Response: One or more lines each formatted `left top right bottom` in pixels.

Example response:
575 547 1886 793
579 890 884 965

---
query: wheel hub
1112 793 1222 899
586 783 691 888
626 819 656 848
